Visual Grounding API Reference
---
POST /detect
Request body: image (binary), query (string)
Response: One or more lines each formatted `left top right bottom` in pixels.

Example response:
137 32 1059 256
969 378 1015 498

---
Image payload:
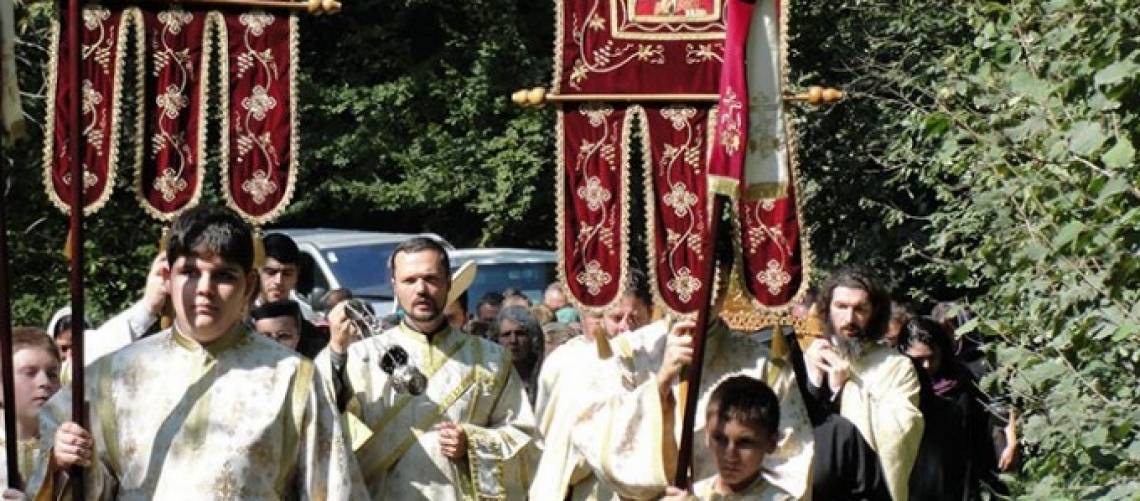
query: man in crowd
543 282 569 312
502 288 532 308
29 205 363 498
250 300 303 352
258 233 328 358
568 250 815 500
321 237 537 499
802 268 924 500
529 269 656 499
475 291 504 323
494 305 544 405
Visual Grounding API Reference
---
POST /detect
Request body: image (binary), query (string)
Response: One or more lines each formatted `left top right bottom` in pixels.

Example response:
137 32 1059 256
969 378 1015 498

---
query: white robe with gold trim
530 336 624 500
571 321 814 500
835 343 923 501
317 324 537 500
26 326 366 500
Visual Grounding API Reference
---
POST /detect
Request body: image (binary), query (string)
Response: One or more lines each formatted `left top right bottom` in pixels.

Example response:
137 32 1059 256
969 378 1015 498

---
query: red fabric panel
706 0 752 183
739 191 803 306
138 8 209 219
46 6 127 214
558 104 630 309
641 105 712 315
221 12 295 224
555 0 725 95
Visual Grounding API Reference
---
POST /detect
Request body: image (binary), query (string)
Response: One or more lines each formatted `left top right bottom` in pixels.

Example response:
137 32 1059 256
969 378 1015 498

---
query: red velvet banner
739 190 803 306
557 104 631 310
219 12 297 225
639 105 713 316
137 8 210 220
43 6 130 215
554 0 725 95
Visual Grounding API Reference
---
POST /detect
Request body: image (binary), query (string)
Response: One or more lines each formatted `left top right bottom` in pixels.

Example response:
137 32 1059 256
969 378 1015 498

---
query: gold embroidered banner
136 7 213 220
43 6 134 215
554 0 725 95
557 104 632 311
638 104 714 316
218 12 298 225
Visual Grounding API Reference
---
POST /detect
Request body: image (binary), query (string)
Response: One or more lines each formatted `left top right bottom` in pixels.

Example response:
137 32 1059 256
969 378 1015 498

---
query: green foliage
287 0 554 247
793 0 1140 495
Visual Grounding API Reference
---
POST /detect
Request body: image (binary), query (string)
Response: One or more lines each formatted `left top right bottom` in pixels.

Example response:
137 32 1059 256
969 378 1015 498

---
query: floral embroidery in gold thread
577 260 613 296
756 259 791 296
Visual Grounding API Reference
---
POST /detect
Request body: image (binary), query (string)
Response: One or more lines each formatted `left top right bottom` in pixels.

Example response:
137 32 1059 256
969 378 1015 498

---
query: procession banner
43 6 136 215
136 7 213 220
218 11 298 225
557 103 633 311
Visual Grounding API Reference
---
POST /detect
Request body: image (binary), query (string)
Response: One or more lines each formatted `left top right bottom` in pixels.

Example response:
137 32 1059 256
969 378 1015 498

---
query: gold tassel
158 226 174 330
252 227 265 269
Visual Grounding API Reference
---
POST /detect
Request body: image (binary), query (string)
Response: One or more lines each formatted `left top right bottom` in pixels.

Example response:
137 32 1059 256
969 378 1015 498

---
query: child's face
10 347 62 424
706 414 775 491
168 249 255 344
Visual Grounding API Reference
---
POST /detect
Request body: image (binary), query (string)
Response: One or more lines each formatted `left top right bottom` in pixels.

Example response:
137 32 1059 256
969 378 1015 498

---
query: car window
324 243 397 298
460 262 555 311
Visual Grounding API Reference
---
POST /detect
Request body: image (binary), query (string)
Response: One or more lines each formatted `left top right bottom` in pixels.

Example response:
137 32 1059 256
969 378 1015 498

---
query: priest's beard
831 325 868 360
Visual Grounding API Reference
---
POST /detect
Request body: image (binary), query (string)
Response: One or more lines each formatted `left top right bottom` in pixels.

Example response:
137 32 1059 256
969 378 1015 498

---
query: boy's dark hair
388 237 450 277
707 375 780 437
623 268 652 307
54 315 88 337
166 206 255 273
250 300 302 328
897 316 953 367
818 267 891 341
263 233 300 265
14 327 61 364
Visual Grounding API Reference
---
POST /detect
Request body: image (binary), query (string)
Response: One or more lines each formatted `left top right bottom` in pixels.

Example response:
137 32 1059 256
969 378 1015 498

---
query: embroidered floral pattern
661 106 696 131
566 2 666 90
238 12 275 36
62 170 99 190
81 80 103 115
663 181 697 217
157 9 193 35
717 88 743 156
577 176 612 212
580 103 613 127
156 84 188 119
82 6 110 30
685 43 723 63
756 259 791 295
241 85 277 121
667 266 701 303
576 260 613 296
241 170 278 205
154 168 188 202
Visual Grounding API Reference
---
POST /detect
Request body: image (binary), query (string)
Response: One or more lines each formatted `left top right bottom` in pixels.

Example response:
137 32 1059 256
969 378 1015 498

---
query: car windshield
461 262 555 310
323 244 397 298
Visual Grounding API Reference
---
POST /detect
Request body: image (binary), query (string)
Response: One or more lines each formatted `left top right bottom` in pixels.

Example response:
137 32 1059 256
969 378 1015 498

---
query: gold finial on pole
785 85 845 105
510 85 846 107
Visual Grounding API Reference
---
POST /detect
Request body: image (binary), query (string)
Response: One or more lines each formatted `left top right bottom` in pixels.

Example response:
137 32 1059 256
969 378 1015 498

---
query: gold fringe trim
218 13 299 226
42 7 131 216
134 9 210 221
707 174 739 199
637 104 701 320
40 15 61 214
551 0 564 93
555 105 633 315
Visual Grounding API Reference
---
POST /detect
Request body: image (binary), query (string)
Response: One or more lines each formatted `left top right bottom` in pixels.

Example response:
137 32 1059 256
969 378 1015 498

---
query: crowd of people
0 204 1019 500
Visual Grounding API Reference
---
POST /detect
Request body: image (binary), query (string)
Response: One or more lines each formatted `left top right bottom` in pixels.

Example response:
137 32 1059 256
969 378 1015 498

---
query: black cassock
765 329 891 501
